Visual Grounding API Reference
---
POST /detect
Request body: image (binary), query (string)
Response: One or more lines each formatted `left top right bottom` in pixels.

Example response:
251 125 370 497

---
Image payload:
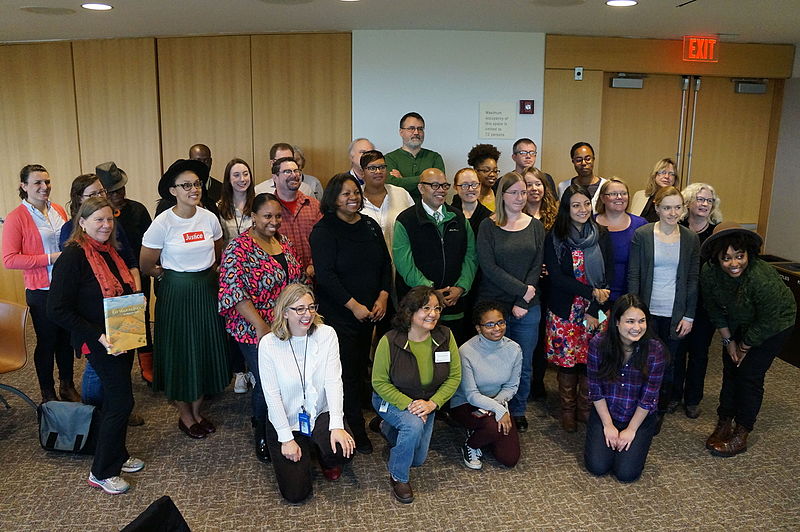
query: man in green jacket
385 112 445 201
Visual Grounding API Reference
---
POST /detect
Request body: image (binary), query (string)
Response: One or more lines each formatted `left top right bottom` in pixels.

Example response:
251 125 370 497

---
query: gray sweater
476 217 545 309
450 335 522 421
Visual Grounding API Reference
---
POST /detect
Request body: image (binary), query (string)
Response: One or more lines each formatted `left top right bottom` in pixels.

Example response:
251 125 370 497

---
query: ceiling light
81 3 113 10
606 0 637 6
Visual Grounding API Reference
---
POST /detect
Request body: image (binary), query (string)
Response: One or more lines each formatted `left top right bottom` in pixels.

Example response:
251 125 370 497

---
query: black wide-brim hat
700 221 763 261
158 159 210 200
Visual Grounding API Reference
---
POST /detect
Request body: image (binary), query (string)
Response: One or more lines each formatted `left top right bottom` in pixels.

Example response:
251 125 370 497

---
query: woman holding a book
47 197 145 495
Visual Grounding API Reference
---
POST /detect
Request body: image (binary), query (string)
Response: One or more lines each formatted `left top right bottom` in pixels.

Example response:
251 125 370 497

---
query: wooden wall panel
251 33 351 186
546 35 795 79
157 36 254 182
0 42 81 303
541 68 604 185
72 38 162 213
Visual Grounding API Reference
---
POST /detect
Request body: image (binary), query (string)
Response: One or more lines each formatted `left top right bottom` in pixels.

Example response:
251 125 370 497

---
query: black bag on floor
37 401 100 454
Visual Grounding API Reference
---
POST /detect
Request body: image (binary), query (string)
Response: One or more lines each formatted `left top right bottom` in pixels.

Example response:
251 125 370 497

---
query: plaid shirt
277 191 321 271
587 334 665 423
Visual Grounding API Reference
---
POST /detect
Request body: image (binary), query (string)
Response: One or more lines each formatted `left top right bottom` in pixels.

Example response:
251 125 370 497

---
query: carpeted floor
1 326 799 531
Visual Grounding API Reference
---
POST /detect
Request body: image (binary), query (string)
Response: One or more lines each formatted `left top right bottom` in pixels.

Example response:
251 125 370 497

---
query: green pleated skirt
153 268 230 402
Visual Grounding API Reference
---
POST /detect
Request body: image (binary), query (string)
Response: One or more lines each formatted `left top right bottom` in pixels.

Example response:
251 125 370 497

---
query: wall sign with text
683 36 719 63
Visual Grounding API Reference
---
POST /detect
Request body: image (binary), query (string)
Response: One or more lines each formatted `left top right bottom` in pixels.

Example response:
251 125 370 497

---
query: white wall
766 46 800 261
352 30 545 177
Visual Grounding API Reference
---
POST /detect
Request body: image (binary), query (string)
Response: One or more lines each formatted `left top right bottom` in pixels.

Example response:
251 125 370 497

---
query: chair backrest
0 299 29 375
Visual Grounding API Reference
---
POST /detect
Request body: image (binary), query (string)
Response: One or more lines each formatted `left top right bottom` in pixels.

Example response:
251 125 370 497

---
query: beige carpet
1 328 799 531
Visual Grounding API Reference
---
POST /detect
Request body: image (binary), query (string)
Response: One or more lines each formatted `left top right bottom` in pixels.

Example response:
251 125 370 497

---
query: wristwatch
721 337 732 346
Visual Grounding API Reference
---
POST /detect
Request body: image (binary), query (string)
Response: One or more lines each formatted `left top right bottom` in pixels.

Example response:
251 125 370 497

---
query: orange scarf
79 236 136 298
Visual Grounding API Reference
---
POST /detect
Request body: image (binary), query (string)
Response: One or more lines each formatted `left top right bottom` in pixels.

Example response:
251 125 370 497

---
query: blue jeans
372 392 436 483
239 342 266 421
82 361 103 407
506 305 541 417
584 407 657 483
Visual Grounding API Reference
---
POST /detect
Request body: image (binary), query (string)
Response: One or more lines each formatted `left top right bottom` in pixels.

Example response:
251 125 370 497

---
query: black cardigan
543 227 614 320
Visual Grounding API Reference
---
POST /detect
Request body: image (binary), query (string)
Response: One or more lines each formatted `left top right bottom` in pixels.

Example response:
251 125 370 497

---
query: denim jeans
239 342 266 421
506 305 541 417
584 407 657 483
82 361 103 406
372 392 436 483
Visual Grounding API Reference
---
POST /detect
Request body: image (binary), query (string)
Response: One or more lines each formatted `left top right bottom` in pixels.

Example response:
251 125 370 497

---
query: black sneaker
513 416 529 433
462 442 483 470
355 433 373 454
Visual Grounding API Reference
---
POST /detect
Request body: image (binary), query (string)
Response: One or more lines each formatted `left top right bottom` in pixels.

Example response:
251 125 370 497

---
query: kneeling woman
258 284 354 504
371 286 461 504
585 294 666 483
450 301 522 470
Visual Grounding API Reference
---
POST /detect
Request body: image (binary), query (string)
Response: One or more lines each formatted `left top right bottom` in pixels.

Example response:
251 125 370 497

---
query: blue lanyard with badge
289 336 312 436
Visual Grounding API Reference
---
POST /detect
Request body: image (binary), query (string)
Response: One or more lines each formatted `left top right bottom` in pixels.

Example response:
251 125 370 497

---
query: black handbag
37 401 100 454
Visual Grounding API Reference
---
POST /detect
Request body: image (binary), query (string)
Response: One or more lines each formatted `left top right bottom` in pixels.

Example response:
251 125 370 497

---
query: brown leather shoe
40 387 58 404
322 465 342 482
178 419 207 439
59 380 82 402
557 370 578 433
127 411 145 427
390 476 414 504
197 418 216 434
711 424 749 457
705 417 733 450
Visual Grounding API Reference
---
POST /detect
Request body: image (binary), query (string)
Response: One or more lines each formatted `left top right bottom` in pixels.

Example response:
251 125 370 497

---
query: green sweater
372 333 461 411
700 258 796 348
385 147 446 201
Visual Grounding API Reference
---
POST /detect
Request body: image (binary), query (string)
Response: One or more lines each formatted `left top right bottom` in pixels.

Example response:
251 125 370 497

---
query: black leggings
26 289 73 392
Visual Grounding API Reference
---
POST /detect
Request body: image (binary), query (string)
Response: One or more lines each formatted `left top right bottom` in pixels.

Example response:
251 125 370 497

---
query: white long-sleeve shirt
258 324 345 442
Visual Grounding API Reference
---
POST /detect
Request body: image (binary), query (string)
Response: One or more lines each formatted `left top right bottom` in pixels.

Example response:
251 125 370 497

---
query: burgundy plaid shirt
587 334 665 423
277 191 321 271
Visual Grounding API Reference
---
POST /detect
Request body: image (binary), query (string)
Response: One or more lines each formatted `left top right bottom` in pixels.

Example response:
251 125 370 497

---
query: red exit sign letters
683 36 719 63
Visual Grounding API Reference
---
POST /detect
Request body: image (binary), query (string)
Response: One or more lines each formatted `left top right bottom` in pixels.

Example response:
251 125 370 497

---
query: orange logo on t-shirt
183 231 206 243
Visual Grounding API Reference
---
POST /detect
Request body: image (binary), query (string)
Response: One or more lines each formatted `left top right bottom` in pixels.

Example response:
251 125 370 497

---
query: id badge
298 410 311 436
434 350 451 363
379 400 389 413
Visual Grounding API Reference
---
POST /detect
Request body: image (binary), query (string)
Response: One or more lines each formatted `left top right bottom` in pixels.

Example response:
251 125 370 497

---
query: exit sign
683 36 719 62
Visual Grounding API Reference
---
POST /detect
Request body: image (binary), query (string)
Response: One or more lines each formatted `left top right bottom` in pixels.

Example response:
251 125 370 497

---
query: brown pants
450 404 520 467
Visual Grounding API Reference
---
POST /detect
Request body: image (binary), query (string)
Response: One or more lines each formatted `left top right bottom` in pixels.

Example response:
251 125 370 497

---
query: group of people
2 111 794 503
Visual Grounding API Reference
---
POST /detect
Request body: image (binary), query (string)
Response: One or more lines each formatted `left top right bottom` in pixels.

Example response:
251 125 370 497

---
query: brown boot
40 387 58 404
138 351 153 383
557 370 578 433
58 380 81 402
711 424 749 457
705 416 733 450
577 374 590 423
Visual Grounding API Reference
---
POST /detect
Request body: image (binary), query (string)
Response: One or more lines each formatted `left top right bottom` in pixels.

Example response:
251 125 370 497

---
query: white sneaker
246 371 257 388
121 457 145 473
88 472 130 494
462 443 483 470
233 372 248 394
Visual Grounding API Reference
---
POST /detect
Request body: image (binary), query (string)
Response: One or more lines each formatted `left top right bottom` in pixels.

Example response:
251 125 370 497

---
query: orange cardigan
2 202 68 290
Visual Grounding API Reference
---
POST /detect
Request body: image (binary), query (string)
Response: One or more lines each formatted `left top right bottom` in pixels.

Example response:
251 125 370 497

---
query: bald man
189 143 223 204
346 138 375 184
392 168 477 344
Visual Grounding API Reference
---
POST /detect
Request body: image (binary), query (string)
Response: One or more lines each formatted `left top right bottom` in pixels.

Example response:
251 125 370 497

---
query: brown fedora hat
700 221 763 261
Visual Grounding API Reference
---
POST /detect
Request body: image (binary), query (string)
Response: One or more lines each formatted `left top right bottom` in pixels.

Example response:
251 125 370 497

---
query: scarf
79 236 136 298
554 221 606 288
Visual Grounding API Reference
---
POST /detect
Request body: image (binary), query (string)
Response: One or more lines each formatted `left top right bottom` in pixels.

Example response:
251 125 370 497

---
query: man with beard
385 112 445 202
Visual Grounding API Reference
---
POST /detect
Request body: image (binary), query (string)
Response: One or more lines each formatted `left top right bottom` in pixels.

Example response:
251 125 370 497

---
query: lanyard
288 335 309 412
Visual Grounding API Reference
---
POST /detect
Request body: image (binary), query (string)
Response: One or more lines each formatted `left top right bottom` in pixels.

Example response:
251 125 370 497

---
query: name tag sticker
435 351 451 363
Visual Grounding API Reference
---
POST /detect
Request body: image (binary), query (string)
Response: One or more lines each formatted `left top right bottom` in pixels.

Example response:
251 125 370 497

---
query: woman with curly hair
467 144 501 211
522 166 558 231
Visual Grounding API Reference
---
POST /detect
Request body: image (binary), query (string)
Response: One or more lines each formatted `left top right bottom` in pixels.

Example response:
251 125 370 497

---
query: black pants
717 327 793 431
331 319 374 438
672 309 714 406
651 315 682 413
265 411 350 503
86 346 134 479
139 273 153 353
26 289 74 392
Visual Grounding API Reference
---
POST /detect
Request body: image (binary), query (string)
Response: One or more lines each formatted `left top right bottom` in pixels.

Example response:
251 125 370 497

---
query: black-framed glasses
694 196 714 205
365 164 387 172
172 181 202 191
288 304 318 315
456 182 480 191
82 188 107 198
572 156 593 164
280 169 302 177
476 167 499 174
421 305 443 314
514 150 537 157
480 319 507 329
401 126 425 133
420 182 451 191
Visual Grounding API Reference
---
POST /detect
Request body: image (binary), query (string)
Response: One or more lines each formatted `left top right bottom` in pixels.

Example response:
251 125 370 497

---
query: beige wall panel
541 68 604 185
689 77 774 225
251 33 351 186
0 42 81 303
599 73 685 192
157 36 253 182
72 38 162 212
546 35 794 79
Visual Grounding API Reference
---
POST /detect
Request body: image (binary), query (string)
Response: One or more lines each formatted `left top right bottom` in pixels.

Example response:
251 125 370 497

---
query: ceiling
1 0 798 45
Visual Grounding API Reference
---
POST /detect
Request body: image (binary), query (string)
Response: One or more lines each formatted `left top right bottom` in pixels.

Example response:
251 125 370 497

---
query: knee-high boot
557 369 578 433
577 374 590 423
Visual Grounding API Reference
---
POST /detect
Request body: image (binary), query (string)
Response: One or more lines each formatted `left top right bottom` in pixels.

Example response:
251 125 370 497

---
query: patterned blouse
218 231 306 344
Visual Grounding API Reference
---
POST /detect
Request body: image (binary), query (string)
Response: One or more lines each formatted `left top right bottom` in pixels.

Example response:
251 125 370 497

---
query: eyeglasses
657 170 677 178
476 167 499 174
82 189 107 198
456 182 480 191
480 319 507 329
603 191 628 198
694 196 714 205
288 304 318 315
365 164 387 172
280 169 302 177
514 150 537 157
420 182 451 191
172 181 202 191
420 305 443 314
401 126 425 133
504 190 528 198
572 156 593 164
